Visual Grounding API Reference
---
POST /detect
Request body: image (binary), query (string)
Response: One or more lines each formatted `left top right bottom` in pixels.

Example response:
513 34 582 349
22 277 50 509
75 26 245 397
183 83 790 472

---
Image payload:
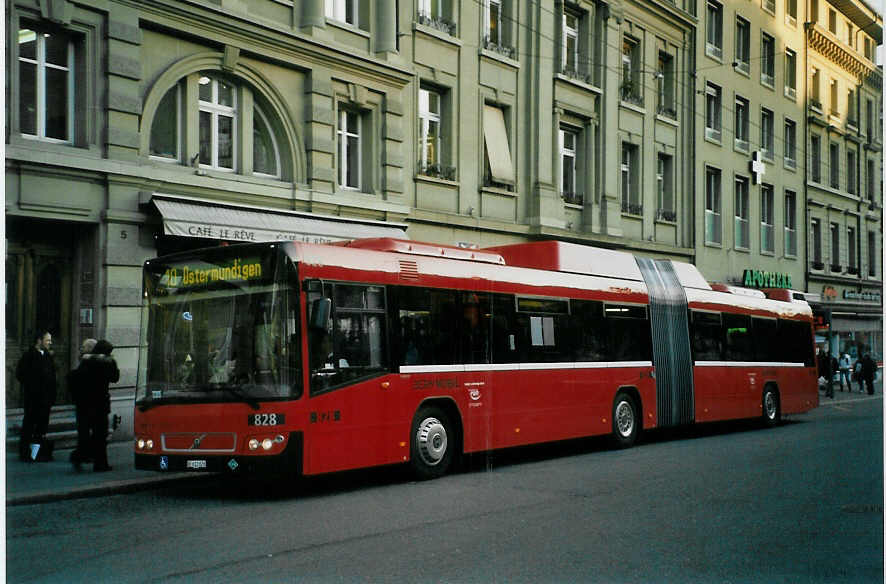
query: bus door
723 313 755 417
304 281 401 474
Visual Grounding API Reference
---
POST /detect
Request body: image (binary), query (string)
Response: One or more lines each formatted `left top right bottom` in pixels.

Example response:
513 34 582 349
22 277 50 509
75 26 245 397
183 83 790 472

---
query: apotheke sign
843 290 882 302
742 269 792 289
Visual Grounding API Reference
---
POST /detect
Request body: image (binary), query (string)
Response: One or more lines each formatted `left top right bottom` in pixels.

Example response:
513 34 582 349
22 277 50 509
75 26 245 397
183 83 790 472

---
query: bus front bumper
134 432 302 475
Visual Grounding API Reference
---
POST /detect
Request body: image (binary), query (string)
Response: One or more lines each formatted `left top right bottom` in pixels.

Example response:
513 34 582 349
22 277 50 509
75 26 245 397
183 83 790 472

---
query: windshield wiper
218 385 261 410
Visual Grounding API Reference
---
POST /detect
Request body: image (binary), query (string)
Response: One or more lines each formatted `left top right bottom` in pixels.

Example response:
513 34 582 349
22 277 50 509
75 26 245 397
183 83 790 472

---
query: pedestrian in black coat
860 354 877 396
78 339 120 471
67 338 97 469
16 331 57 461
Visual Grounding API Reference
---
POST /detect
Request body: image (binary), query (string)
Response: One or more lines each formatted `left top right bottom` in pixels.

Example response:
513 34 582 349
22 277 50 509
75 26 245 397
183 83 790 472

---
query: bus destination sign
163 257 264 289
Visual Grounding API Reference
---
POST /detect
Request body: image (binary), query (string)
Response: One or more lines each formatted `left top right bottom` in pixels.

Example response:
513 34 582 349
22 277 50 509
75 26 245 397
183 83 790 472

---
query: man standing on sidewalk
16 331 57 461
68 338 97 469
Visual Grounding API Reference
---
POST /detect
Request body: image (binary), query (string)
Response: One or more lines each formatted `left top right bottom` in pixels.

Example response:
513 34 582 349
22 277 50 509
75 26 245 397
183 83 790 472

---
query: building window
706 1 723 59
761 108 774 160
17 22 74 142
735 17 750 74
337 108 362 190
848 226 857 273
621 36 641 105
868 231 877 277
482 0 514 57
705 83 722 142
150 84 180 159
198 75 237 171
847 148 857 195
705 167 722 245
811 218 822 268
656 52 676 118
562 7 579 74
657 153 674 221
784 49 797 99
811 134 821 183
735 176 750 250
621 143 640 214
786 0 798 25
761 184 774 254
763 0 775 14
784 118 796 169
559 126 582 205
866 98 875 139
866 158 875 200
785 190 797 257
418 87 442 175
830 79 839 118
828 8 837 35
811 69 821 110
253 106 281 178
734 96 749 151
483 104 515 188
761 33 775 87
830 222 841 271
847 88 858 127
810 0 819 23
864 36 874 61
149 73 287 179
829 142 840 189
418 0 456 35
325 0 358 25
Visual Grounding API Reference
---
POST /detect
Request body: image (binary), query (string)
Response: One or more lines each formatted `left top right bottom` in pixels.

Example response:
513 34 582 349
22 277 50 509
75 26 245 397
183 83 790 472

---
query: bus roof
283 238 811 320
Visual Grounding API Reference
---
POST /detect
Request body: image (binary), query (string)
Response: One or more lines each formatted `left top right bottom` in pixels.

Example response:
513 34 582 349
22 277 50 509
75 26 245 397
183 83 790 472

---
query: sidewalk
6 384 881 506
6 441 211 506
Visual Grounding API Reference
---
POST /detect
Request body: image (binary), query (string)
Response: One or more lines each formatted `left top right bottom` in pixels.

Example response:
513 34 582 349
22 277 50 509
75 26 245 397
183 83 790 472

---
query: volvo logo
190 434 207 450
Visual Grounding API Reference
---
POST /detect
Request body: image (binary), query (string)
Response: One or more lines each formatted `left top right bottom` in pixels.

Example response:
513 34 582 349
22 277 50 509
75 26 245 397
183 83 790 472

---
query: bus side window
723 313 753 362
605 304 651 362
491 294 519 363
690 311 723 361
751 317 778 362
570 300 607 362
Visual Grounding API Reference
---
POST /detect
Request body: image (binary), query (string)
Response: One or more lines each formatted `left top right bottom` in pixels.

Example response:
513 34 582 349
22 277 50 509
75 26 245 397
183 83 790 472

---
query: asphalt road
7 396 883 583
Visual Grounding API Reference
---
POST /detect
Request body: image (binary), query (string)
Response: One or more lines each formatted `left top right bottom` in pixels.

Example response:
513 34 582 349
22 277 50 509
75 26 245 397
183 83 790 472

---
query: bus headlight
261 438 273 450
137 438 145 449
248 438 260 450
135 437 155 451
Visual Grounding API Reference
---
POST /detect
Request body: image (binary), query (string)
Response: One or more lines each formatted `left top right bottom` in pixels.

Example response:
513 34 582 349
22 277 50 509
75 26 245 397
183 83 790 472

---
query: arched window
149 72 287 180
253 105 281 178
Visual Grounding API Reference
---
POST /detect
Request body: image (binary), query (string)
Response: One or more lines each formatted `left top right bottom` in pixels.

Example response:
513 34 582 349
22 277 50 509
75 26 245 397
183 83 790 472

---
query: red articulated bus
134 238 818 479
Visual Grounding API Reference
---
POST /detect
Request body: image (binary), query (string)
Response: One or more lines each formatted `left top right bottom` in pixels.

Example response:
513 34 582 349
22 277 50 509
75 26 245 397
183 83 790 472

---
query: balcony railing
561 191 584 206
830 264 843 272
560 68 594 85
656 208 677 222
657 105 677 119
620 83 644 106
417 13 457 36
482 36 516 59
418 163 456 181
809 99 823 112
622 201 643 215
811 261 825 270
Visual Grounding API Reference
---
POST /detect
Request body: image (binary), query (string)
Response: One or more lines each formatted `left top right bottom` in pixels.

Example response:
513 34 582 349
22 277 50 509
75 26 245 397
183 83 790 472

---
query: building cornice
807 23 880 83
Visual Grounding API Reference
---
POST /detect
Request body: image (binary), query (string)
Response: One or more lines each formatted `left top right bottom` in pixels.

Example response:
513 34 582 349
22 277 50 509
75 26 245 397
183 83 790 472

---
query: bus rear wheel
611 393 640 449
762 386 781 427
410 406 455 480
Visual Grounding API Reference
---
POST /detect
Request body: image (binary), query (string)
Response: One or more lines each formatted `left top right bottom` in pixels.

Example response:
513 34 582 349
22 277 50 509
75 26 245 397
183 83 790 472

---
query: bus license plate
248 413 285 426
186 460 207 469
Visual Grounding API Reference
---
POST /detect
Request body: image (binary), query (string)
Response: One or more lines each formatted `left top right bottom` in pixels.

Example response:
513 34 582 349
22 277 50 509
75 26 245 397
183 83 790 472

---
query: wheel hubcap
615 401 634 437
764 392 777 419
417 417 447 466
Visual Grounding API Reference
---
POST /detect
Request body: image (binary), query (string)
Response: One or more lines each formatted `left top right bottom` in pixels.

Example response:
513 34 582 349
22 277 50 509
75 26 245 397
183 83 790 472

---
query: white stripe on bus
694 361 806 368
399 361 653 374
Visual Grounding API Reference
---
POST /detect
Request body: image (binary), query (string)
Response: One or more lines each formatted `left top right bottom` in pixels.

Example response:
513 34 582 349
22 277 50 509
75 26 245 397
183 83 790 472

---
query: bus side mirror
310 298 331 330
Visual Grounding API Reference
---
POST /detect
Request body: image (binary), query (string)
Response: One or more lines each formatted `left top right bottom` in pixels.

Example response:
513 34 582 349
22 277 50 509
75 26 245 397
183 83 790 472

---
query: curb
6 472 217 507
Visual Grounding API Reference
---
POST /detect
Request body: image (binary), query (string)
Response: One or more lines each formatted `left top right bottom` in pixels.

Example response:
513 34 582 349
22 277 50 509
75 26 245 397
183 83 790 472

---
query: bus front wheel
611 393 640 449
410 406 455 480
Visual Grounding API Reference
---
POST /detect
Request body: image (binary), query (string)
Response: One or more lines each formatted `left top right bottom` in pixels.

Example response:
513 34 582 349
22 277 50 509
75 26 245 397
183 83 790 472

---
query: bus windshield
138 246 301 406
